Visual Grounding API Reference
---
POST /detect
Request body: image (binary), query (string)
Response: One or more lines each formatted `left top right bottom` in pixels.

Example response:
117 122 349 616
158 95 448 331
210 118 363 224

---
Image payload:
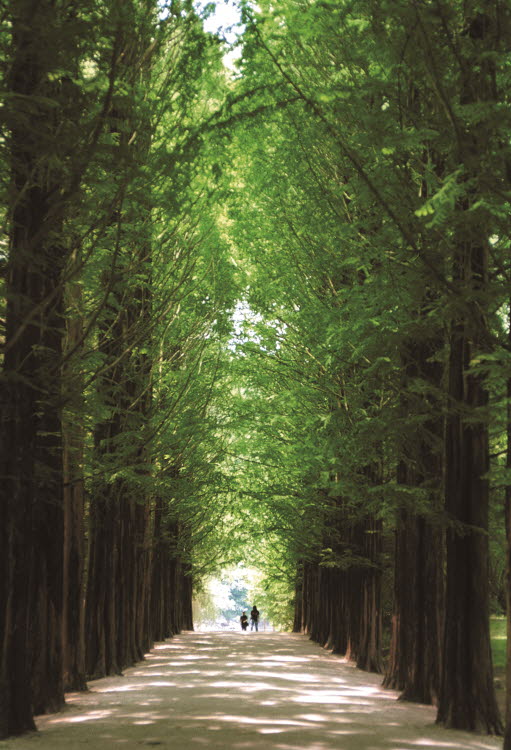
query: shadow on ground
0 632 501 750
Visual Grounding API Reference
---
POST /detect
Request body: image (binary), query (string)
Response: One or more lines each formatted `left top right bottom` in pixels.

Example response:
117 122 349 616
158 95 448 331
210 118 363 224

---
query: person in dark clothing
240 612 248 631
250 605 259 631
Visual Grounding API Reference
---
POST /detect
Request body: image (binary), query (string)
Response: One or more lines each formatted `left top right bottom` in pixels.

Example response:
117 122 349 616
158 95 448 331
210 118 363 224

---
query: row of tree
215 0 511 742
2 0 511 747
0 0 241 737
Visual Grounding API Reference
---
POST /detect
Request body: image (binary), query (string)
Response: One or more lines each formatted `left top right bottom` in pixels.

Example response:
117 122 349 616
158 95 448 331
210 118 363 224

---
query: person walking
250 605 260 632
240 612 248 631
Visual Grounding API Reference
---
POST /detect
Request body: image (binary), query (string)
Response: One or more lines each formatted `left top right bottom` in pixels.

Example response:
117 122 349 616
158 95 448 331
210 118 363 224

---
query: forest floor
0 631 502 750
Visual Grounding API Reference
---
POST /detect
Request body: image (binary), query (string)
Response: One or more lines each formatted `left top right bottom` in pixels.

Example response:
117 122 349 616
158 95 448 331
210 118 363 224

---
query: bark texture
0 0 73 734
296 494 383 675
436 6 502 734
383 334 444 704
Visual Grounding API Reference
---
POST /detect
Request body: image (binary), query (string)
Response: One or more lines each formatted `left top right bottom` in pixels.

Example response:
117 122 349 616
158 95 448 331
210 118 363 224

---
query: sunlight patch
49 710 113 723
262 655 309 663
258 727 285 734
299 713 327 722
408 741 492 749
248 669 319 683
198 714 313 728
293 689 376 705
94 684 140 693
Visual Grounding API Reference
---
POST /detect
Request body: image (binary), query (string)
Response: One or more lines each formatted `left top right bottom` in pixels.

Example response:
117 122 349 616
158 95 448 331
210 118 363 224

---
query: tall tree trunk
181 565 194 631
137 499 153 654
292 565 303 633
504 300 511 750
438 271 500 731
436 6 502 734
384 333 444 703
0 0 74 733
62 274 87 692
84 481 111 679
84 0 157 676
328 568 346 656
384 508 444 703
150 497 165 642
342 520 381 671
356 515 383 673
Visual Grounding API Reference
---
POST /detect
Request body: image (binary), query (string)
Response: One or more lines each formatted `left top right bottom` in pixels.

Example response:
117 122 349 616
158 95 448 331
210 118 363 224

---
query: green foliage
71 0 511 623
203 0 511 621
4 0 511 658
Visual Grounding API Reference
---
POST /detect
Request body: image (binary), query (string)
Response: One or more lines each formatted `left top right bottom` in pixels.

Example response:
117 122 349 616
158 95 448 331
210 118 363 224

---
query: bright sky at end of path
1 632 501 750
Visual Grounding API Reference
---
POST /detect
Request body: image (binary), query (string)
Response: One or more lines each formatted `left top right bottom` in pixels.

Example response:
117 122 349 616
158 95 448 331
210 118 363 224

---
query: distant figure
250 605 260 631
240 612 248 631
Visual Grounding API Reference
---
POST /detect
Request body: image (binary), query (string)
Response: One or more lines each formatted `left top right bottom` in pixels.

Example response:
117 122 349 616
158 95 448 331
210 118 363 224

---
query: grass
491 615 506 671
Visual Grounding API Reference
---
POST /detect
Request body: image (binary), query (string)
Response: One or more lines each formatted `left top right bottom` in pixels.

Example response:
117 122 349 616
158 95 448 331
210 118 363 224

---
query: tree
0 0 102 732
227 0 509 731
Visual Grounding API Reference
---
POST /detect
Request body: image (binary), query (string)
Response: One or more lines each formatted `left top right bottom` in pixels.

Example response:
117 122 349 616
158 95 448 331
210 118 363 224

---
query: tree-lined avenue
1 0 510 745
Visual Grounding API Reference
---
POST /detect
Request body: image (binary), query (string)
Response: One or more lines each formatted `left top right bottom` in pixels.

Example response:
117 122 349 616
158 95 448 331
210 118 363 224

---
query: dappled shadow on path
0 632 501 750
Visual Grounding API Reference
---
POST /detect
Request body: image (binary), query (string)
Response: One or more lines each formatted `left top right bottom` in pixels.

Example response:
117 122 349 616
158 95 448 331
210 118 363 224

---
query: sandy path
0 631 502 750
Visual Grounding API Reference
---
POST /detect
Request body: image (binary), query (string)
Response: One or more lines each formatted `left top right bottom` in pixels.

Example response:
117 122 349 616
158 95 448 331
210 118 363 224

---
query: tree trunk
356 516 383 673
504 301 511 749
0 0 72 733
438 297 501 732
181 566 194 631
62 278 87 692
84 456 123 679
384 508 444 703
384 332 444 703
150 497 165 641
292 565 303 633
328 568 347 655
436 7 502 735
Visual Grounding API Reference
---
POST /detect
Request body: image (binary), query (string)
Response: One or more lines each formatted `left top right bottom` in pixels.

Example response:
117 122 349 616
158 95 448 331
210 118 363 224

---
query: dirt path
0 631 502 750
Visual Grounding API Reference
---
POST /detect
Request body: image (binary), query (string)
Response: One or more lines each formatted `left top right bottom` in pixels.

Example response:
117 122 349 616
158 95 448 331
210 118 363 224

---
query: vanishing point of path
0 632 501 750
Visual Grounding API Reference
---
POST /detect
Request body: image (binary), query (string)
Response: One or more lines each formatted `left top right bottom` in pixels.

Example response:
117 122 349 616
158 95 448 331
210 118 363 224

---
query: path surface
0 631 502 750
